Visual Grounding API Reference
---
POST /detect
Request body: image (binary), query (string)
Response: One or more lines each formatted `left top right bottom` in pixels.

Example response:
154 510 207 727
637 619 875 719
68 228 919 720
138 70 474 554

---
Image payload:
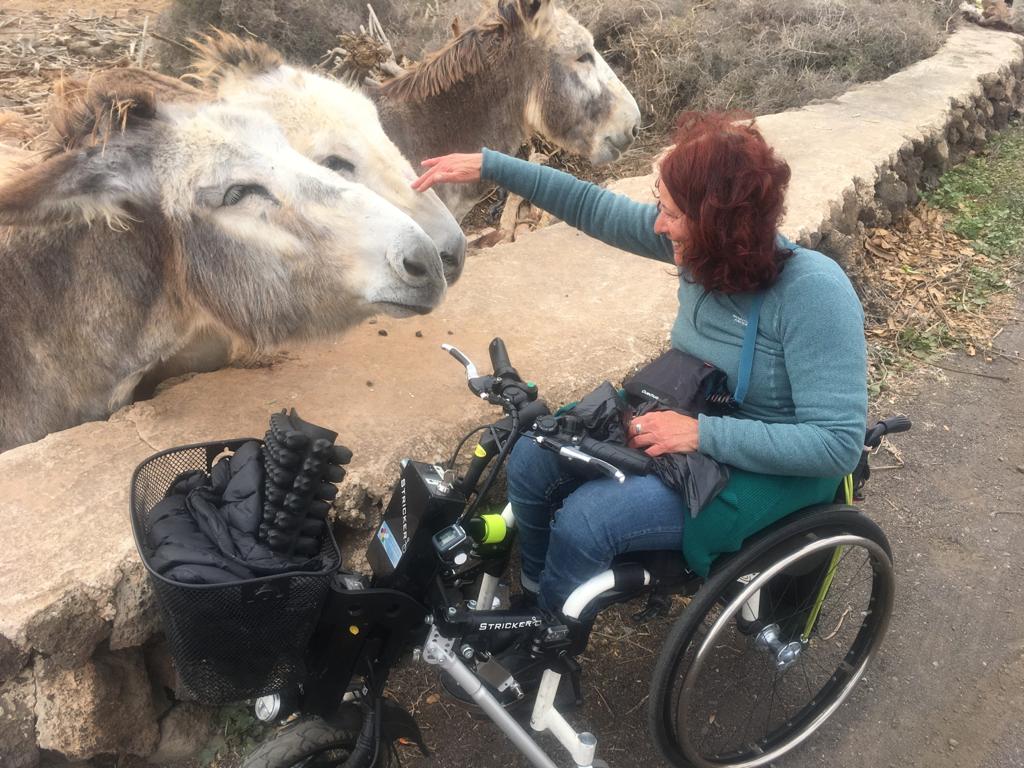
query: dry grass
857 206 1021 396
587 0 957 174
0 7 155 141
156 0 957 137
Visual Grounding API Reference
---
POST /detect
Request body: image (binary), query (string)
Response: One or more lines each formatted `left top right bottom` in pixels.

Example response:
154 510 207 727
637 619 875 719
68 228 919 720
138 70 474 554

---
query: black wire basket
129 439 341 704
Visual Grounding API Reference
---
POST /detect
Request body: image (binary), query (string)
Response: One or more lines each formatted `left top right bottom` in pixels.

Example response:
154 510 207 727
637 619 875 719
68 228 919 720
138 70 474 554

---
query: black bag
623 348 736 417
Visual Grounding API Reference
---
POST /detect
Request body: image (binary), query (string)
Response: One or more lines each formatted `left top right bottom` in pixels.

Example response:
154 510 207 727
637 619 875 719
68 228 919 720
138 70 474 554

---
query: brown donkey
372 0 642 221
0 75 444 452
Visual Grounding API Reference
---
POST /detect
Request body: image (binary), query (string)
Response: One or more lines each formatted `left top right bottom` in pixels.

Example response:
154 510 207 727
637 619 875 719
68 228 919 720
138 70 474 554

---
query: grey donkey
0 74 445 452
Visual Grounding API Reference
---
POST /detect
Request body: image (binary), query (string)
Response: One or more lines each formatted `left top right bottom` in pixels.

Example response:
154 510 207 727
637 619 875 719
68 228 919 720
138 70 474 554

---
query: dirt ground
1 0 166 15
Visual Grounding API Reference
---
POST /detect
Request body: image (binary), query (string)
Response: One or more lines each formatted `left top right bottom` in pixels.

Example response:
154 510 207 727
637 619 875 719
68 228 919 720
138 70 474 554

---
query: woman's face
652 178 689 267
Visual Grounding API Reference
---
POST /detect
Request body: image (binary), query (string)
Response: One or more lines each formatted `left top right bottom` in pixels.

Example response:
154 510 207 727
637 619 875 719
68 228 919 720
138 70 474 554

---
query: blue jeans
506 438 686 612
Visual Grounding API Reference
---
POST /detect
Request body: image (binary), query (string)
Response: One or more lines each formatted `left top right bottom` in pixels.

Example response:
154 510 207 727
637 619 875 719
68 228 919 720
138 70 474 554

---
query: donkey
372 0 643 221
188 32 466 285
0 75 444 452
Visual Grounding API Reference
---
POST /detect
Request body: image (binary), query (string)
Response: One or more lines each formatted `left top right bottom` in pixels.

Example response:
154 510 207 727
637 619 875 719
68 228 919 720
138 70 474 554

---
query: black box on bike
368 460 465 595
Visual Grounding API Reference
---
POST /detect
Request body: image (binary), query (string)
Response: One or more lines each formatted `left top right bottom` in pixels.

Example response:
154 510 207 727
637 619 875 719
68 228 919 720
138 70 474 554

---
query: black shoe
508 589 539 612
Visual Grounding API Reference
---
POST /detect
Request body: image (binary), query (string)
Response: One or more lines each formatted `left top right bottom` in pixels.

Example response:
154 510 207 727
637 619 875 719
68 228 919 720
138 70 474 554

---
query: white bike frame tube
474 573 500 611
501 502 516 528
432 644 559 768
531 669 598 767
562 569 651 620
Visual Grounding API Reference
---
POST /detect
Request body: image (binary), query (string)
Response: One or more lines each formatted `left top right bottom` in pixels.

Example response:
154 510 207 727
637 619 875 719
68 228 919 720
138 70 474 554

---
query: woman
412 112 867 614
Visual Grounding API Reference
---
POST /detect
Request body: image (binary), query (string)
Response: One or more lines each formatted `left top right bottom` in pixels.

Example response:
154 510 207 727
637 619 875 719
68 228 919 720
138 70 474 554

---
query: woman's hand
628 411 700 456
411 153 483 192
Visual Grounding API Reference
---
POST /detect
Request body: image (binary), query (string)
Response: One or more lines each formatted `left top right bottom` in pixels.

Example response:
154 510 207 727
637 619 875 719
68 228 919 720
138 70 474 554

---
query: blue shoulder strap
734 293 764 405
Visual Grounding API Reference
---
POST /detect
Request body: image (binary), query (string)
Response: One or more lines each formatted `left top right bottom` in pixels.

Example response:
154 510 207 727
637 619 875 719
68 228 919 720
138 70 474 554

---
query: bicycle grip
879 414 912 434
489 337 519 381
577 436 654 476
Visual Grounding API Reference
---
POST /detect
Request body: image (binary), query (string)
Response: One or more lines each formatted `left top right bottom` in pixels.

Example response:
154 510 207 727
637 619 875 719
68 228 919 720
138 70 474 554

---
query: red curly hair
659 112 792 293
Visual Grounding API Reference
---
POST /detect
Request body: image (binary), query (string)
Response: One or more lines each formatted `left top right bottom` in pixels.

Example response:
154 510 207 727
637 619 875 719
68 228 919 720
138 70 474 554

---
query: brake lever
441 344 479 379
535 436 626 484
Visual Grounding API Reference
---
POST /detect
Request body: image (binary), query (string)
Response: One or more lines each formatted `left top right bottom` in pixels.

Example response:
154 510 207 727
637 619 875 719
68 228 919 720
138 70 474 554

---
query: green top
481 148 868 478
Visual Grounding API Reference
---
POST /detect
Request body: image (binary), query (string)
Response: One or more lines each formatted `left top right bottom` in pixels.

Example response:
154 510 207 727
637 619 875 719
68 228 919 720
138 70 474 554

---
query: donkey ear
0 137 157 226
47 74 161 153
188 30 284 88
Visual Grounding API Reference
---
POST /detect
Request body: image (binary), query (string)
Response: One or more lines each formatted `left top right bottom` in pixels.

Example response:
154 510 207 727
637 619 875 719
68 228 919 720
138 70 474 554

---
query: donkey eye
323 155 356 175
222 184 271 207
577 52 594 65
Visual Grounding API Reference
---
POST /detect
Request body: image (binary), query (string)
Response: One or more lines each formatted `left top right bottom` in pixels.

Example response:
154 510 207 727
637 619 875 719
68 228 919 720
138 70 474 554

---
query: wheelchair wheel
648 507 895 768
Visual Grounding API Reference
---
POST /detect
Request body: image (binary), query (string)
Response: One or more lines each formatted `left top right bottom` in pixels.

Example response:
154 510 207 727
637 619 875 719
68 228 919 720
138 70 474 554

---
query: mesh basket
129 439 340 704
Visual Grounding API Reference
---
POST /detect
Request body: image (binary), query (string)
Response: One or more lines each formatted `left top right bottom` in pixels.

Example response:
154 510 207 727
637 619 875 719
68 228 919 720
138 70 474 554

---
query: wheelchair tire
242 715 392 768
648 506 895 768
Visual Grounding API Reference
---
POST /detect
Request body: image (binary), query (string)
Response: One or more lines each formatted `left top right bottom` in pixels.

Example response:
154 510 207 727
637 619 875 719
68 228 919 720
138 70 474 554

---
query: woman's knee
507 439 561 506
549 496 614 566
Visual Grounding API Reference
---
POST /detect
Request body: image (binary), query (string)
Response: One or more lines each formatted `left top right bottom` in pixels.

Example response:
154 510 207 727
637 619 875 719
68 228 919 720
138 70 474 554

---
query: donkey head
0 77 446 348
190 32 466 285
518 0 641 164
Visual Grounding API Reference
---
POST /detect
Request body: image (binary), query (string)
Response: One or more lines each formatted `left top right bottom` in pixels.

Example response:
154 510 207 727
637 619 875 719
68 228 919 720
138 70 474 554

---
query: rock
143 639 179 714
993 100 1012 129
469 227 507 249
146 703 219 764
34 649 160 760
0 634 29 686
24 587 110 669
109 561 160 651
0 670 38 768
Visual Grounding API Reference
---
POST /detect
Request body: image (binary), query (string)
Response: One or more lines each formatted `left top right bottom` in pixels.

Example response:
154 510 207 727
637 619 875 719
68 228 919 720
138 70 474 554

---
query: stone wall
1 26 1022 767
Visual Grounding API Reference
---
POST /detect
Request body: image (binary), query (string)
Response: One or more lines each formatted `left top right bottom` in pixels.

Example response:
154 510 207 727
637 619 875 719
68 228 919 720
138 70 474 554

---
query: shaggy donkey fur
0 74 444 452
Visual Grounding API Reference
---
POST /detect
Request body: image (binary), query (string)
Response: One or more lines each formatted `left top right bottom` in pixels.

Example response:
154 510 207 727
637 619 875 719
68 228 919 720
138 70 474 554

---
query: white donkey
188 33 467 285
0 74 444 452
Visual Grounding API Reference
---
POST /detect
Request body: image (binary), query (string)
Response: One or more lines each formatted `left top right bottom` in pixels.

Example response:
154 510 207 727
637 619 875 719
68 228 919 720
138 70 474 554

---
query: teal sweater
481 148 868 477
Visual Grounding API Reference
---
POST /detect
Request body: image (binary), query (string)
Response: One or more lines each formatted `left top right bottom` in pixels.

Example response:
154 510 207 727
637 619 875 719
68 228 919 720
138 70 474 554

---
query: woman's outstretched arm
413 150 672 263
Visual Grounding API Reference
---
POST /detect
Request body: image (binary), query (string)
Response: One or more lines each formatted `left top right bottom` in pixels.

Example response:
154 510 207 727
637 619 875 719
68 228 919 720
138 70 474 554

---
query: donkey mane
378 0 534 103
189 31 285 87
43 70 205 157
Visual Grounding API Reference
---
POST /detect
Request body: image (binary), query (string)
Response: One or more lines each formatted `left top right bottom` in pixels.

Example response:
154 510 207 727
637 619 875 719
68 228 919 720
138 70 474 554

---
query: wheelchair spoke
660 527 895 768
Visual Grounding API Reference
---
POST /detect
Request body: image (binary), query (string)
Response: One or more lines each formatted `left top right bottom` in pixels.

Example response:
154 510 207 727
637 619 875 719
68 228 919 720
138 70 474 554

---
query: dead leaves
857 203 1018 391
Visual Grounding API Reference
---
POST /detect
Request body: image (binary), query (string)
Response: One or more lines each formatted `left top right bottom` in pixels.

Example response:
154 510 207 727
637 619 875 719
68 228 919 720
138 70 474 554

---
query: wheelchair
130 338 906 768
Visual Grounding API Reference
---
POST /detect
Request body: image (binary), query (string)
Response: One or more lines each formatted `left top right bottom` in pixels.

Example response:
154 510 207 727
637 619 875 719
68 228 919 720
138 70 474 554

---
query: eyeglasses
652 180 683 223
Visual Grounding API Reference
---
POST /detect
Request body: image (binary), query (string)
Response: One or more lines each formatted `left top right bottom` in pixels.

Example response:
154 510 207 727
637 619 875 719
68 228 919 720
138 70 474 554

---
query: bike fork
421 626 599 768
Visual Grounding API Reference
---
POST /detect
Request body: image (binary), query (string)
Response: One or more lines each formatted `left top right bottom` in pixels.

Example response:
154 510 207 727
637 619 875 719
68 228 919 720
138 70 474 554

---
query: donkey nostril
403 256 429 279
631 123 640 139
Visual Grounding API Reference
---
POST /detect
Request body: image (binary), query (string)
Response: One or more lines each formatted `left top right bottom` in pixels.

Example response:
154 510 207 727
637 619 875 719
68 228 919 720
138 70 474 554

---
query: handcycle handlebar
443 340 914 495
488 337 519 382
443 339 537 406
865 414 912 449
535 435 627 483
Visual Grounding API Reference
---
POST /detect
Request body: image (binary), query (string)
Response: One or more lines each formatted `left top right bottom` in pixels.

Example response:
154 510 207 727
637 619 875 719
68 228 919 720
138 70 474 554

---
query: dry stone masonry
0 26 1022 767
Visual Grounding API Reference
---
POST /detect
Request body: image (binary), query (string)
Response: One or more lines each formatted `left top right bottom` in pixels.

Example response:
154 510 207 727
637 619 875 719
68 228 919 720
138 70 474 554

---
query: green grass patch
926 123 1024 261
865 121 1024 400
